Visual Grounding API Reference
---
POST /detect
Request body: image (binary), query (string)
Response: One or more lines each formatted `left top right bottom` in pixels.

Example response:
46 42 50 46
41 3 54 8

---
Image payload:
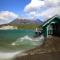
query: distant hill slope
0 18 43 29
9 18 43 25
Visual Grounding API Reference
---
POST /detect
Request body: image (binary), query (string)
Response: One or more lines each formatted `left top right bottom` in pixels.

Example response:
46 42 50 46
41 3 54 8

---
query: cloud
24 0 60 12
24 0 60 21
47 0 60 4
0 11 18 24
28 6 60 18
24 0 45 12
40 6 60 18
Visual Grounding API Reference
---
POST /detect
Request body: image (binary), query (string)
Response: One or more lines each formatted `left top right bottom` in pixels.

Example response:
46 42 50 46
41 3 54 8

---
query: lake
0 29 44 60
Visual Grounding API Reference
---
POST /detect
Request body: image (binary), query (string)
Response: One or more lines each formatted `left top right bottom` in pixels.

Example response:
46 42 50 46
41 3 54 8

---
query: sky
0 0 60 24
0 0 30 17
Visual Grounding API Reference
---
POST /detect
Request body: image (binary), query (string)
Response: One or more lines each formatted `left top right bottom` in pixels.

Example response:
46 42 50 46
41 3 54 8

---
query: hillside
9 18 43 25
0 18 43 30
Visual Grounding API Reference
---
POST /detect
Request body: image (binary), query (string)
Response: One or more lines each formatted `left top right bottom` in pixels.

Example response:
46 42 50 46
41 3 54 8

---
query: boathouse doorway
52 23 60 36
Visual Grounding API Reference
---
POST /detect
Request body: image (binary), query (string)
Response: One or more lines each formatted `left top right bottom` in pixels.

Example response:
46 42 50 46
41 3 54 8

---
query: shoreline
14 36 60 60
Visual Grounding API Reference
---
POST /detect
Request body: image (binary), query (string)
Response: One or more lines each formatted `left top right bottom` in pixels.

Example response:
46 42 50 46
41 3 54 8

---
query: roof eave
42 15 60 27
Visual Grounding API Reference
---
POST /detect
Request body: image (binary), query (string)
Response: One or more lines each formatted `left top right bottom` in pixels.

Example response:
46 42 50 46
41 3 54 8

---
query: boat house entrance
42 15 60 37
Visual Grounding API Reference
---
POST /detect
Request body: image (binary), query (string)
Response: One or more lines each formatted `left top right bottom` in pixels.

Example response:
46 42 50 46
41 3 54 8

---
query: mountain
9 18 43 25
33 19 43 24
0 18 43 29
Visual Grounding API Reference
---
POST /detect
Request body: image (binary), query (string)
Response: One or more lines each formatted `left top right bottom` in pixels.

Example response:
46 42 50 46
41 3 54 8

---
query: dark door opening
52 23 60 37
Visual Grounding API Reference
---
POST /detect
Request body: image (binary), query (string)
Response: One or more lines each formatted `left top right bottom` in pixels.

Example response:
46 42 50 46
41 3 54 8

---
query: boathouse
42 15 60 37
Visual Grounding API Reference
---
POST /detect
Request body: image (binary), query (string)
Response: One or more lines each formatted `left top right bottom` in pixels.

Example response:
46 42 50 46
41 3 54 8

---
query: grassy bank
16 24 41 30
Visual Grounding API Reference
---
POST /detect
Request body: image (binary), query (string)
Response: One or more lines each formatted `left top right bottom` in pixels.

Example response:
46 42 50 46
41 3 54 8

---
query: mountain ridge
9 18 43 25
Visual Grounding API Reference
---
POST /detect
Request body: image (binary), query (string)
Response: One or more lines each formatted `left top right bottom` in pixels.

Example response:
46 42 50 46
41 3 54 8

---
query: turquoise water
0 29 44 60
0 29 36 51
0 29 44 51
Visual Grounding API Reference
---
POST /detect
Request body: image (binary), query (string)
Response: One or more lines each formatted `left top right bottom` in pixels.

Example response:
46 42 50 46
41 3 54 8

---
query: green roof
42 15 60 27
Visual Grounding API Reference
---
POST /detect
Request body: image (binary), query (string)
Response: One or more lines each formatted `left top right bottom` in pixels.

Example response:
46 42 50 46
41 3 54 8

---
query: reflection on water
0 30 44 60
11 35 44 46
0 51 24 60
